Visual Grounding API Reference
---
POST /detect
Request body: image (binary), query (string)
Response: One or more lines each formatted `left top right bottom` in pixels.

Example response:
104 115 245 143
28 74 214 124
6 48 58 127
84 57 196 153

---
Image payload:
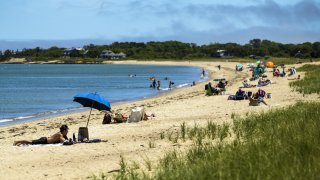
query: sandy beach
0 60 319 180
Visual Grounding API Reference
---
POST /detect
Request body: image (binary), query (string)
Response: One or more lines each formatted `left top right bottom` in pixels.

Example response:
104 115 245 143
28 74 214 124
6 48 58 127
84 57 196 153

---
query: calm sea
0 64 204 126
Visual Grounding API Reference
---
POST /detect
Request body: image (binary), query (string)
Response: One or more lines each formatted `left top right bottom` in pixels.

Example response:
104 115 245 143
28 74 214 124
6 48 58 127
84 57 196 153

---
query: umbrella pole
86 107 93 127
86 101 94 127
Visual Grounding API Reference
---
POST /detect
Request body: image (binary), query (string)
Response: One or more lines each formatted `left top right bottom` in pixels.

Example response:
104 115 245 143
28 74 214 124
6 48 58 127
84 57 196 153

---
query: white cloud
0 0 319 43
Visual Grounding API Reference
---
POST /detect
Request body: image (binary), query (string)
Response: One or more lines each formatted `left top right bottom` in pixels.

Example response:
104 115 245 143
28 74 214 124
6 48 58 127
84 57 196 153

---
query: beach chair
128 107 145 123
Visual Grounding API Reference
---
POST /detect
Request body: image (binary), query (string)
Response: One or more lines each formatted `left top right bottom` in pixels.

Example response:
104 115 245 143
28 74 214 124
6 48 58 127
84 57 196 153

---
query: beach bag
267 93 272 99
78 127 89 142
128 107 144 123
102 113 112 124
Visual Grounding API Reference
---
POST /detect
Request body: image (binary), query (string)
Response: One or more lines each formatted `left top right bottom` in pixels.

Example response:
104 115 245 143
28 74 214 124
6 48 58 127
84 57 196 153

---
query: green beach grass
290 64 320 94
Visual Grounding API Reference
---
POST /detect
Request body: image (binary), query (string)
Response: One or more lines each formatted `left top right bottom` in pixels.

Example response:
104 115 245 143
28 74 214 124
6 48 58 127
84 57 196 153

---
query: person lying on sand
242 79 256 88
13 125 69 146
287 75 300 80
257 78 272 87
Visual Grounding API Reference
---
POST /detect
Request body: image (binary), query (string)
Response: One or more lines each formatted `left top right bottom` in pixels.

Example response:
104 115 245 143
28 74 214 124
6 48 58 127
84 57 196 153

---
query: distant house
295 51 304 58
213 50 233 58
100 50 126 59
63 48 81 57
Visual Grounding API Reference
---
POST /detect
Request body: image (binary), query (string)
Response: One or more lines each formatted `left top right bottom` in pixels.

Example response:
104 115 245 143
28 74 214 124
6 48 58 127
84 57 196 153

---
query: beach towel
17 143 64 147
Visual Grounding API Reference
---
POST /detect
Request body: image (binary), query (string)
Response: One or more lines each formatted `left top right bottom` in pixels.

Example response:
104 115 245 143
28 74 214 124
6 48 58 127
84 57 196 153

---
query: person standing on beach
218 65 221 70
13 125 69 146
157 80 161 90
202 68 205 77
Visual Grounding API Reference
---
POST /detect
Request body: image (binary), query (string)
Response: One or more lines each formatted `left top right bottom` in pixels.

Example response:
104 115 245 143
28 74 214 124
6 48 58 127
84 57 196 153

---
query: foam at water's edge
0 107 88 126
0 119 14 123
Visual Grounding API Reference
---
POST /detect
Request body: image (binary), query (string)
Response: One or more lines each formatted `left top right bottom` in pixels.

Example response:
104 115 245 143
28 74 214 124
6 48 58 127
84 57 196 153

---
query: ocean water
0 64 204 126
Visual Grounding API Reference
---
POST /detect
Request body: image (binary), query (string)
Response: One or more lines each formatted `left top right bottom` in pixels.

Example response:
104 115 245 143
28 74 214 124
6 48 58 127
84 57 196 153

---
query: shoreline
1 60 318 180
0 63 206 127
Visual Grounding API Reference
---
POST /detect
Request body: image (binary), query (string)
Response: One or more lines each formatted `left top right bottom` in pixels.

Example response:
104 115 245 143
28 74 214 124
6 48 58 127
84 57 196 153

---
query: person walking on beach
13 125 69 146
218 65 221 70
157 80 161 90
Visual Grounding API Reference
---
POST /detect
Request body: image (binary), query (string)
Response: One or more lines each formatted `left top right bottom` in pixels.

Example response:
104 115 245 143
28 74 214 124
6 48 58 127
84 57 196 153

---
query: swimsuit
32 137 48 144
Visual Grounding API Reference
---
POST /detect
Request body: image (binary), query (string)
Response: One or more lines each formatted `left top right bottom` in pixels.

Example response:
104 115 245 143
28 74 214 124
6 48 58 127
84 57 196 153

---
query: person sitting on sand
13 125 69 146
205 82 213 96
249 89 268 106
288 67 297 76
235 88 247 100
273 68 280 77
217 80 227 93
102 111 112 124
249 93 268 106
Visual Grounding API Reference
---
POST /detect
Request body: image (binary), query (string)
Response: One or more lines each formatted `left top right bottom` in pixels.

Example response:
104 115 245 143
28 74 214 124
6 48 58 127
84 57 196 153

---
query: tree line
1 39 320 61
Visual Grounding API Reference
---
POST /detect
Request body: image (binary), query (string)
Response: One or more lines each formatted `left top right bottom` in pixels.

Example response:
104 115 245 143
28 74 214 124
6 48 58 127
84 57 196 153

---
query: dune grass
105 102 320 180
290 64 320 94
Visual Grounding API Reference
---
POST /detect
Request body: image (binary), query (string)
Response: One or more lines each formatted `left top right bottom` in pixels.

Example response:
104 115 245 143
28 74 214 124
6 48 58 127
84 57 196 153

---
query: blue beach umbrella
73 92 111 127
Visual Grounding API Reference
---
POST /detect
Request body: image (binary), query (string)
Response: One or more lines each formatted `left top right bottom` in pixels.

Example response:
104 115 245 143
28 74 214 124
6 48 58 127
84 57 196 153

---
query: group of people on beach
205 80 228 96
150 79 161 90
228 87 269 106
206 62 301 107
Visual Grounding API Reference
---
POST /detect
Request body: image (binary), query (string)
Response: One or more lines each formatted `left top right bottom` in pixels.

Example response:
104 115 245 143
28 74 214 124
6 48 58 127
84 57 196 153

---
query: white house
100 50 126 59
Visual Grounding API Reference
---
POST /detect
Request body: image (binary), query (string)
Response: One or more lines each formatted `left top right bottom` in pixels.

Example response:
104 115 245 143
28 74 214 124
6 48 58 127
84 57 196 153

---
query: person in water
13 125 69 146
152 79 156 89
157 80 161 90
169 81 174 89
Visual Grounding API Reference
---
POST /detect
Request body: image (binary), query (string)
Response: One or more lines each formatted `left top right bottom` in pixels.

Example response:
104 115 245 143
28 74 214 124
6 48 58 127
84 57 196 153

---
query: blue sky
0 0 319 48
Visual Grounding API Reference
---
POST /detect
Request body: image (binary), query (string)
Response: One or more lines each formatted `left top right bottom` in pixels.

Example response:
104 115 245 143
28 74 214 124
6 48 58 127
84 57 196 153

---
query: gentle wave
0 119 14 123
15 116 35 120
0 107 88 125
0 116 35 124
176 83 190 88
